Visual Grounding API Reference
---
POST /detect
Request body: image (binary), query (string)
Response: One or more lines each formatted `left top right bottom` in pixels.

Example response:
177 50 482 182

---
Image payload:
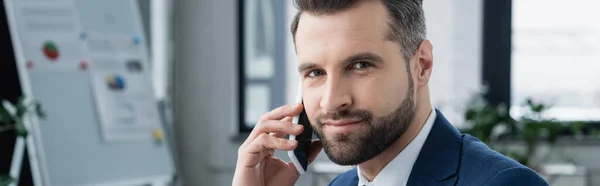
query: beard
313 80 416 166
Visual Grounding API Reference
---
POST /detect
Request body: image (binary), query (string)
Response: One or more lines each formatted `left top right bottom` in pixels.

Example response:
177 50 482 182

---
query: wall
172 0 221 184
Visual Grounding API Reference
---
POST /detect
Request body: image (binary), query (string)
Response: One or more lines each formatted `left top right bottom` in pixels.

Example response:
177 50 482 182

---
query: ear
414 40 433 87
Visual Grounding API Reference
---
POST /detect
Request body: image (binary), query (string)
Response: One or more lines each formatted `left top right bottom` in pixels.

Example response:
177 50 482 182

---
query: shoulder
457 134 548 186
328 167 358 186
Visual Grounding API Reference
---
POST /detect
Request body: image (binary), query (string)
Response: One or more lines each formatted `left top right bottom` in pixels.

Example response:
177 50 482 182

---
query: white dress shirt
356 108 437 186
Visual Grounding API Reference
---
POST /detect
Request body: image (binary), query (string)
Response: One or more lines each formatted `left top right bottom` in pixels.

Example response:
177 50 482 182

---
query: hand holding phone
232 82 321 186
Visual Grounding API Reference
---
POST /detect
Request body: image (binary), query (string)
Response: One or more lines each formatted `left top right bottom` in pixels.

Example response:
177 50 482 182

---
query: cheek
353 73 408 115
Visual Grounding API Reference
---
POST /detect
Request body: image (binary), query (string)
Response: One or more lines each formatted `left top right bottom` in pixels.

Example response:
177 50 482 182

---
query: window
510 0 600 121
238 0 287 133
483 0 600 126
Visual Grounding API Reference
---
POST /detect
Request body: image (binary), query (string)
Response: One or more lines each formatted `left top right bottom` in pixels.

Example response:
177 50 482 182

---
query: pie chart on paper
42 41 59 61
106 74 126 91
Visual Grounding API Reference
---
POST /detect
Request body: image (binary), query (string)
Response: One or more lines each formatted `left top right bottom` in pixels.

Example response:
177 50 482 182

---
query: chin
324 145 365 165
321 134 368 165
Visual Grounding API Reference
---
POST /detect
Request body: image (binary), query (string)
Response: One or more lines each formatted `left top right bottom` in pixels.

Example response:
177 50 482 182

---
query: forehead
294 1 392 59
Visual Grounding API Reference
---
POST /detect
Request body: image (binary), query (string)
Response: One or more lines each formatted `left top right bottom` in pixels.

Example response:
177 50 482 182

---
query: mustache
315 109 373 125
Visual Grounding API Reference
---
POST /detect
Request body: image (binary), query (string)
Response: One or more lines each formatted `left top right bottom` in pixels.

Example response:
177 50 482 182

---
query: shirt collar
357 108 437 186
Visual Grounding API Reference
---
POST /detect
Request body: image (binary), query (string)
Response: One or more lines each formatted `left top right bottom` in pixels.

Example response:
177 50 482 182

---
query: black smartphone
288 83 313 175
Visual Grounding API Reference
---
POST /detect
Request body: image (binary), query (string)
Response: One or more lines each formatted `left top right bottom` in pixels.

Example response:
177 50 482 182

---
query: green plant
0 96 46 186
0 175 12 186
0 97 46 137
514 99 564 166
463 93 514 144
463 91 586 169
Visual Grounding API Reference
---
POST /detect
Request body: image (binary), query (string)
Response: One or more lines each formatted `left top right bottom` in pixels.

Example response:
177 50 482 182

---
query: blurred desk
540 163 589 186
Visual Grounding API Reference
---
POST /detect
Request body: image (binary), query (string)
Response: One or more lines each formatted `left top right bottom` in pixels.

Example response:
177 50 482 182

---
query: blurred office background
1 0 600 185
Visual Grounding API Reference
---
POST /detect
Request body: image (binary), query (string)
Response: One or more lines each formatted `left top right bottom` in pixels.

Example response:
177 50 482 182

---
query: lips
323 119 363 126
321 119 363 134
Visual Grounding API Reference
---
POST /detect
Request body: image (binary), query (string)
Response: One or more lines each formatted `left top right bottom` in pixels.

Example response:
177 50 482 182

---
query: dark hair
290 0 426 61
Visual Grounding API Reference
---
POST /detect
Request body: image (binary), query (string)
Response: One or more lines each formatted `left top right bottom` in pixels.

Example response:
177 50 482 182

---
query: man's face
295 1 417 165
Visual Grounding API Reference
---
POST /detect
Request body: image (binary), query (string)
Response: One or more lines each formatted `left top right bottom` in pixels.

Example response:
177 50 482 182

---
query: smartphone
288 82 313 175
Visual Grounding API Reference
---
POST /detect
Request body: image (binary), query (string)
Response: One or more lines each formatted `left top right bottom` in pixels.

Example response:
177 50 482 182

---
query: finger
269 116 293 138
246 133 298 154
242 145 275 168
270 116 301 138
251 120 304 140
308 140 323 165
242 104 303 146
268 131 287 139
261 103 303 121
281 116 292 122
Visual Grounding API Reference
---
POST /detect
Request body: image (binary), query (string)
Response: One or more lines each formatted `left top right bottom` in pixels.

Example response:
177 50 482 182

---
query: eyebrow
297 52 384 72
298 62 316 73
341 52 384 66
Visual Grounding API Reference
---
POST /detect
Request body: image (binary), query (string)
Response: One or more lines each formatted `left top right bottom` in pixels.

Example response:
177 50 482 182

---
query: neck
358 90 432 181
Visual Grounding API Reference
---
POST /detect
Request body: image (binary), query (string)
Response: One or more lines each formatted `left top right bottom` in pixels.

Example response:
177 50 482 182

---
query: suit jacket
328 109 549 186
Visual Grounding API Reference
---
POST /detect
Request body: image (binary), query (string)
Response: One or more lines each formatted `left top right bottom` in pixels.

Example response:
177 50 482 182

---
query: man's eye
307 70 323 77
352 61 372 69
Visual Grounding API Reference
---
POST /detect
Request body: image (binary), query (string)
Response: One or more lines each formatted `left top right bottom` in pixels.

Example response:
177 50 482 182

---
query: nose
319 77 352 112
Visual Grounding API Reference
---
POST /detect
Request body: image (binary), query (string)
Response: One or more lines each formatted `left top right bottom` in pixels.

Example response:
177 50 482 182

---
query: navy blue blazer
328 110 549 186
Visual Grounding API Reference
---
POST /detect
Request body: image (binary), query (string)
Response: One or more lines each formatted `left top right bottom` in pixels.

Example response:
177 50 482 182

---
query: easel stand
8 134 25 186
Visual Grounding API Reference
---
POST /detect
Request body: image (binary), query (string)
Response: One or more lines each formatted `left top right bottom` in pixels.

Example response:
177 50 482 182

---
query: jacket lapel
406 109 464 186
